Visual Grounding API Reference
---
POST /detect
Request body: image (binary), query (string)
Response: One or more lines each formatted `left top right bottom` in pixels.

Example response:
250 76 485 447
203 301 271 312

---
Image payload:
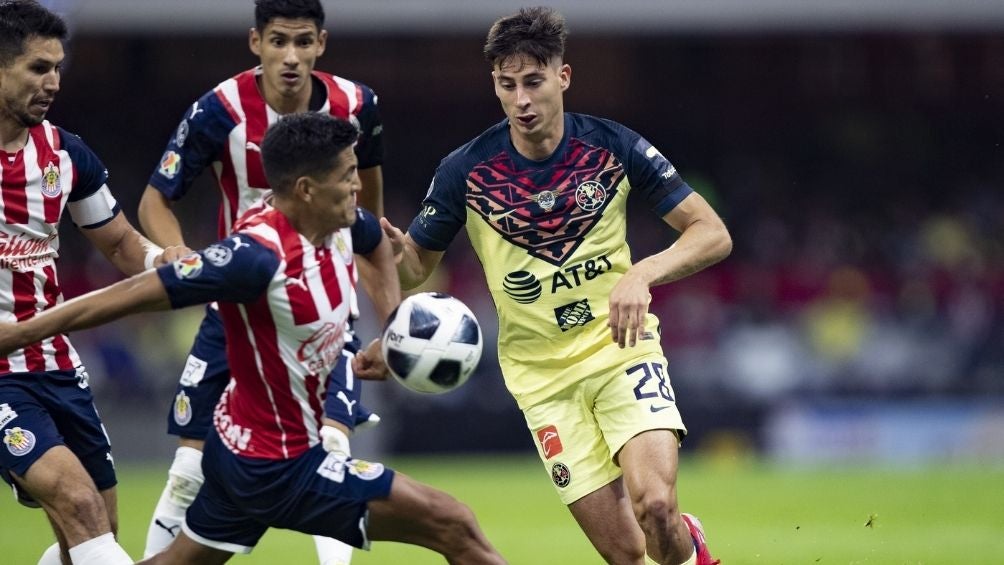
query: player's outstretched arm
379 217 444 291
608 191 732 348
138 184 188 248
357 222 402 325
82 212 189 276
0 270 170 356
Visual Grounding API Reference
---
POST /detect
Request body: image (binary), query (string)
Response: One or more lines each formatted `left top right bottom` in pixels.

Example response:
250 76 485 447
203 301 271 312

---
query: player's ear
316 29 328 57
559 63 571 92
293 176 313 202
249 28 262 56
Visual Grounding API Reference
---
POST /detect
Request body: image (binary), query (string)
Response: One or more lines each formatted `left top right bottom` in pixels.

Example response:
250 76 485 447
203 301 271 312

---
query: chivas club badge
173 391 193 426
41 162 61 198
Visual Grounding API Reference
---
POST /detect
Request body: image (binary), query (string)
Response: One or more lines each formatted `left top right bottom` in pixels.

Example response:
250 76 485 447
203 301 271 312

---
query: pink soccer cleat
682 513 721 565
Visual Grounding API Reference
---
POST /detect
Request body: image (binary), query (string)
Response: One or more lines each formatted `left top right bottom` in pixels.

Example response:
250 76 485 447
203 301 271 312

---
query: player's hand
379 217 405 264
154 245 193 267
607 272 652 348
352 338 389 380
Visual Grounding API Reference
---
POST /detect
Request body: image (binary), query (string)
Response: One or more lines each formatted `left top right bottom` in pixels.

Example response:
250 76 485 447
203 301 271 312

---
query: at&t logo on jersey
502 255 612 305
4 427 35 456
554 299 595 332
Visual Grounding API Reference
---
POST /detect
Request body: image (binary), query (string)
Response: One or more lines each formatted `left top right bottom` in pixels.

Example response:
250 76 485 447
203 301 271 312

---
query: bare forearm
138 187 187 248
358 239 402 323
1 272 170 355
630 218 732 287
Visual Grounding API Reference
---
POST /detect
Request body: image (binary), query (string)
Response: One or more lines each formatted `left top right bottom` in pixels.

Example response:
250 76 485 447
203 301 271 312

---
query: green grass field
2 455 1003 564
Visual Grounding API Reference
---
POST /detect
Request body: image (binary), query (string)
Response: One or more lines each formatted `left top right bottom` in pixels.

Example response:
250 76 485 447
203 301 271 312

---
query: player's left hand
352 338 389 380
608 272 652 348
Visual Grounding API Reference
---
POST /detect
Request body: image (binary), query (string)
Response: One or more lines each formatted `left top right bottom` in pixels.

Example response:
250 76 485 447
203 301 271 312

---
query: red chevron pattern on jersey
465 138 623 266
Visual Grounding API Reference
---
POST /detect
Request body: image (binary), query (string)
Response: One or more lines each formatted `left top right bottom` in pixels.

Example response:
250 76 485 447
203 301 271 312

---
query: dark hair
261 113 358 195
0 0 68 67
254 0 324 33
483 6 567 69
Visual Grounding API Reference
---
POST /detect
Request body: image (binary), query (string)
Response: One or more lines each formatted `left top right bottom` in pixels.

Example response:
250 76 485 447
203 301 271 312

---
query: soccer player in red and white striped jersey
134 2 394 562
0 112 505 565
0 2 186 564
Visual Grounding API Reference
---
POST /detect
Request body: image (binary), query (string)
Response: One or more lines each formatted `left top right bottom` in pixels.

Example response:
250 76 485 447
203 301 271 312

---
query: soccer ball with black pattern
381 292 483 394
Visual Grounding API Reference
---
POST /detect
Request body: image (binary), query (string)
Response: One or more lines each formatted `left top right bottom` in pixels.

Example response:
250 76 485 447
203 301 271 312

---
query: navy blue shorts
167 306 373 439
0 368 116 507
184 430 395 553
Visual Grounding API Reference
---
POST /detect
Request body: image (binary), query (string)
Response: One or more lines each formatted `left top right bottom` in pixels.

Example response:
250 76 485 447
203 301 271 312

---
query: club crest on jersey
3 427 35 456
159 151 181 179
346 459 385 480
554 299 595 332
40 162 61 198
551 462 571 488
173 253 204 279
173 391 193 426
0 403 17 430
333 233 352 263
575 180 607 211
536 425 563 459
503 270 542 304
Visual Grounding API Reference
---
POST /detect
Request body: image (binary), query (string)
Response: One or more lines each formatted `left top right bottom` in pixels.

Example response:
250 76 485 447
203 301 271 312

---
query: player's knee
633 492 678 528
56 487 107 526
426 492 481 544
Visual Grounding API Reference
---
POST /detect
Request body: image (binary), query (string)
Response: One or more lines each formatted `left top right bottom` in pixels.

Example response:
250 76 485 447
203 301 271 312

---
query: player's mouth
30 98 53 112
280 71 300 86
516 114 537 127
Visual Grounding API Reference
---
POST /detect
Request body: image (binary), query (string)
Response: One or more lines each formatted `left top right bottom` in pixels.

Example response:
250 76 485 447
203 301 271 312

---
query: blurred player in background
379 7 731 565
136 1 393 562
0 112 505 565
0 1 185 563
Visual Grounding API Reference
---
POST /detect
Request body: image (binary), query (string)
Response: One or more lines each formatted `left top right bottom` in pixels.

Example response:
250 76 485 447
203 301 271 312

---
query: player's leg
146 307 229 557
522 381 649 563
617 430 694 564
366 472 505 563
2 370 131 564
566 478 648 563
598 356 716 565
138 531 232 565
38 514 68 564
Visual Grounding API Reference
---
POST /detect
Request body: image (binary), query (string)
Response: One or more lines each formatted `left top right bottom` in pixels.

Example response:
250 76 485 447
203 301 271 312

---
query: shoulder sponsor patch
173 253 204 279
203 244 233 267
4 427 36 456
158 150 181 179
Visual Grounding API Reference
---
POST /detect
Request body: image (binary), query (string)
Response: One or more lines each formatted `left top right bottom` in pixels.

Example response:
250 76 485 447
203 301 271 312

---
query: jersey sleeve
624 132 694 217
350 207 382 255
156 234 279 309
406 159 468 252
58 128 121 228
354 84 383 169
147 90 235 200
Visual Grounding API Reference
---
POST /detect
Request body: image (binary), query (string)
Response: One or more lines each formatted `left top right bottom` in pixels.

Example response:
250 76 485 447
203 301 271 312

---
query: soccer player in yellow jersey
379 7 730 565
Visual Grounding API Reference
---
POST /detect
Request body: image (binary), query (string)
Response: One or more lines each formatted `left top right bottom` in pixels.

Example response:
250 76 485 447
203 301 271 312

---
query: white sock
144 446 204 558
37 542 63 565
67 533 131 565
313 535 354 565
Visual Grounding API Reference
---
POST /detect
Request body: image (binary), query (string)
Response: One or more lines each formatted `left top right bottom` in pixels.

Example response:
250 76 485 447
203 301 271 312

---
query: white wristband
143 248 162 270
320 425 351 458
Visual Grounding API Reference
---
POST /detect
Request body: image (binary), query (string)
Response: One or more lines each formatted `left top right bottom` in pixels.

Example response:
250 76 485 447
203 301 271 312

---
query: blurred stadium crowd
46 30 1002 457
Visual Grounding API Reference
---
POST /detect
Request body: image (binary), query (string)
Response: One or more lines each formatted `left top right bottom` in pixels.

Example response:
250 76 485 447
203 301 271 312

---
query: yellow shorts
522 352 687 505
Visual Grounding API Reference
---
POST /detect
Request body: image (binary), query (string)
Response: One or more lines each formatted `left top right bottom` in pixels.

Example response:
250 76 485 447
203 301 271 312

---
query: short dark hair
483 6 567 69
254 0 324 33
261 113 358 195
0 0 68 67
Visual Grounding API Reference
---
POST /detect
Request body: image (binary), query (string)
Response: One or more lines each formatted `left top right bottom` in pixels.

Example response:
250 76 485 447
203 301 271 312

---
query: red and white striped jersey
0 122 120 375
148 66 383 238
157 204 383 460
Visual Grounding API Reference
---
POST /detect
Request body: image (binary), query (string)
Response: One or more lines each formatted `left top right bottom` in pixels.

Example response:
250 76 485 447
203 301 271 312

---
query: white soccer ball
381 292 483 394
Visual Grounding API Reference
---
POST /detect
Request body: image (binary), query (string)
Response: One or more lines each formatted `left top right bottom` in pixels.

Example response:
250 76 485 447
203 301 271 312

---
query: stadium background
2 1 1003 562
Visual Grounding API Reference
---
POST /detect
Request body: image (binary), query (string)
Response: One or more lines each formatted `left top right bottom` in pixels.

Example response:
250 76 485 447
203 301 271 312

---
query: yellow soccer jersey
408 113 693 408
